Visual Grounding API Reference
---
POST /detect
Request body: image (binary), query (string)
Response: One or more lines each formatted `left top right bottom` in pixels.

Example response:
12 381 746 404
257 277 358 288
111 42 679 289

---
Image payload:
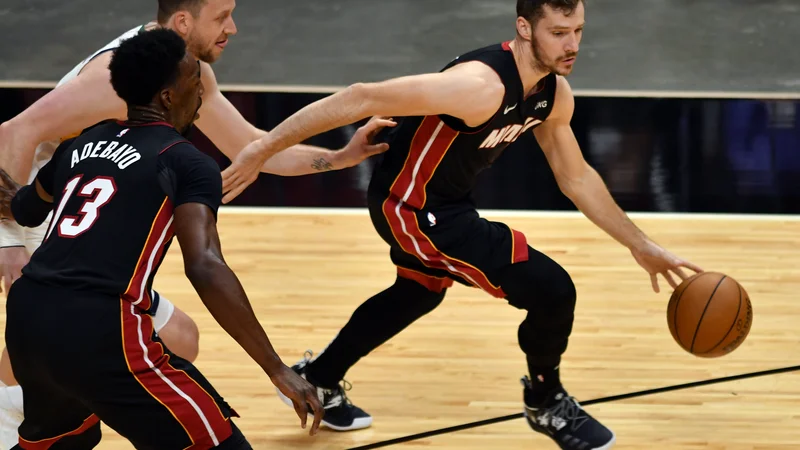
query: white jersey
17 24 147 252
29 24 146 183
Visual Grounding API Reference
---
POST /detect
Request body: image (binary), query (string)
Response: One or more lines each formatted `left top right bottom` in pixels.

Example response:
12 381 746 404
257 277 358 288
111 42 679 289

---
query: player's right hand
221 140 269 204
0 246 29 294
269 364 324 436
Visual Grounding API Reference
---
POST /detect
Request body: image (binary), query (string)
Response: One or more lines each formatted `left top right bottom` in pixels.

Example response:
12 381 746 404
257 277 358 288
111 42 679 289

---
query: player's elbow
0 118 41 151
184 255 221 286
341 82 380 119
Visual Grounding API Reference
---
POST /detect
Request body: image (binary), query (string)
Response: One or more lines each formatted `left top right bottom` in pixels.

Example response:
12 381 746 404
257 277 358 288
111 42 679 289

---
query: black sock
525 357 562 406
305 277 446 389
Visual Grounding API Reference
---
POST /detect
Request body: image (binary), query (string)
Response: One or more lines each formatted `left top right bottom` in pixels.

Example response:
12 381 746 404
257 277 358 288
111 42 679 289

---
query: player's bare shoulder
441 60 506 127
445 60 505 99
546 75 576 123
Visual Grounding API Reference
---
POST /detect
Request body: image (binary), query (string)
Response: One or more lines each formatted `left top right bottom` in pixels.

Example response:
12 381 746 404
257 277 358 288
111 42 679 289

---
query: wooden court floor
5 209 800 449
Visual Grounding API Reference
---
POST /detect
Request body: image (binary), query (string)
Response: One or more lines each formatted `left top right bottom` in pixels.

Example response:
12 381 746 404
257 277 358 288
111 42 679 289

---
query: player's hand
630 240 703 293
335 116 396 169
0 169 21 219
0 246 29 294
269 364 324 436
221 141 270 204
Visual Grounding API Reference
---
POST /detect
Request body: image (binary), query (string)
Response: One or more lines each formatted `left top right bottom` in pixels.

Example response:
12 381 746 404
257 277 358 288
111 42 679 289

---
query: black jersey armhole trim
159 140 193 155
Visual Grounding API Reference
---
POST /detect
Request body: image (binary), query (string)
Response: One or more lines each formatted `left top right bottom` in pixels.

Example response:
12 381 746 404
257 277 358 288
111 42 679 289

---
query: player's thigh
412 210 528 298
83 302 240 450
17 390 101 450
389 246 458 292
10 349 101 449
5 282 102 449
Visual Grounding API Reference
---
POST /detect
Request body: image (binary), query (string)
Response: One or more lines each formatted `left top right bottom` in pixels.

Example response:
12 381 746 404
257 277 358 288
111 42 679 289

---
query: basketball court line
2 79 800 99
218 206 800 222
346 364 800 450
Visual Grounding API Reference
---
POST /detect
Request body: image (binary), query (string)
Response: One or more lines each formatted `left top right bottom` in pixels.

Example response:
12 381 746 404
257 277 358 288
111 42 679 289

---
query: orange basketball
667 272 752 357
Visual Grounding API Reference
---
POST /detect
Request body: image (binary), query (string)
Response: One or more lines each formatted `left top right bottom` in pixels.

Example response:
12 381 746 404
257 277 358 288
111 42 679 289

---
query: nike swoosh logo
504 104 517 114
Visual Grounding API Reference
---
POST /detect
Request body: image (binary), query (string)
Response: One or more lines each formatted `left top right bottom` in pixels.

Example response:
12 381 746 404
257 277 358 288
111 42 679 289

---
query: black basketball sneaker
275 351 373 431
522 376 616 449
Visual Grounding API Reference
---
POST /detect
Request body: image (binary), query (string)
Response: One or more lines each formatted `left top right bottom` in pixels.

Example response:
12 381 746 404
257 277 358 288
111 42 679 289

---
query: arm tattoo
311 158 334 171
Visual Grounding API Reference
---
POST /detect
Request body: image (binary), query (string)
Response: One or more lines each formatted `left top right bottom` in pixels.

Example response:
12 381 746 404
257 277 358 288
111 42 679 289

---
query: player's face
170 57 205 135
530 3 584 76
186 0 238 63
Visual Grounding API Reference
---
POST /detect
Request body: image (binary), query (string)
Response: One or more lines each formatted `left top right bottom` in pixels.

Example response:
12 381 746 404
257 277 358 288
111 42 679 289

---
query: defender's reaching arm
194 62 393 176
221 61 507 201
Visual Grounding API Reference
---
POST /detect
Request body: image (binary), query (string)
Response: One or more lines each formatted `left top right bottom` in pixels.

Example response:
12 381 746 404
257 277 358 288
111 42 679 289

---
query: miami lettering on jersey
479 116 543 150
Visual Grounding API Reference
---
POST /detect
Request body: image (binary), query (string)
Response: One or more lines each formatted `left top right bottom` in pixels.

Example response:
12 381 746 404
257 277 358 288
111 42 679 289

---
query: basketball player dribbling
0 0 391 443
221 1 704 448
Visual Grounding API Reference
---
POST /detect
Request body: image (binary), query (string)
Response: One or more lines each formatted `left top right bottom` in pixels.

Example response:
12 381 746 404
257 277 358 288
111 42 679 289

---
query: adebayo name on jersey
70 139 141 170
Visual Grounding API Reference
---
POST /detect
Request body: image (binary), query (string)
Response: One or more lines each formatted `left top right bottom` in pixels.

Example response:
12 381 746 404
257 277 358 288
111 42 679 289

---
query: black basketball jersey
372 42 557 209
22 120 222 312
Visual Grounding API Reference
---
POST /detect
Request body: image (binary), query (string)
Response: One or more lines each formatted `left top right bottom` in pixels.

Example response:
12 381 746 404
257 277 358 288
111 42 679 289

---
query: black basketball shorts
368 189 529 298
5 276 242 449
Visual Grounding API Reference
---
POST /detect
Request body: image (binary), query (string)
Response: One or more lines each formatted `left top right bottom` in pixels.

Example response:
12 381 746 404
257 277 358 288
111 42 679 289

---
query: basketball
667 272 752 357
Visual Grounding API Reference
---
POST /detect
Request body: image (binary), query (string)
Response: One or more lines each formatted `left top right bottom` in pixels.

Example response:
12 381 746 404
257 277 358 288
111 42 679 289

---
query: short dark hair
517 0 584 26
157 0 207 24
109 28 188 107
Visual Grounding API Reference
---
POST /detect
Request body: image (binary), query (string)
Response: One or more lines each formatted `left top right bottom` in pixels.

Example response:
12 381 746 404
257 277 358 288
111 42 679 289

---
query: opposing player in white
0 0 393 446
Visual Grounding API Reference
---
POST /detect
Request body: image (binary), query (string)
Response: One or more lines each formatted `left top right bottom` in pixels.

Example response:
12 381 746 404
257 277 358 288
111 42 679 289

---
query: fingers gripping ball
667 272 752 357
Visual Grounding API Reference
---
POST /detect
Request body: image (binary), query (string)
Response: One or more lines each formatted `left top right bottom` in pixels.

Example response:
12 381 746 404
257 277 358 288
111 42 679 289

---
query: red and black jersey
22 120 222 311
371 42 557 210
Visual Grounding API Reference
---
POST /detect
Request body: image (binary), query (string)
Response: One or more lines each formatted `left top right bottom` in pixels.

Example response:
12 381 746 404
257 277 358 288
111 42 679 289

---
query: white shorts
25 216 175 333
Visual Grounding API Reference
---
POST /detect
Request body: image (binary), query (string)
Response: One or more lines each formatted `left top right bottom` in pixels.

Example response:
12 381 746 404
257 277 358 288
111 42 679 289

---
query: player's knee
394 275 447 315
546 264 577 317
501 255 576 319
159 308 201 363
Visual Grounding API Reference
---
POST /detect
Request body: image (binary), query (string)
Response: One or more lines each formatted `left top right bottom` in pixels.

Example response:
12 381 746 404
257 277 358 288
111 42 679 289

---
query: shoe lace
544 393 586 432
337 380 354 407
300 350 355 408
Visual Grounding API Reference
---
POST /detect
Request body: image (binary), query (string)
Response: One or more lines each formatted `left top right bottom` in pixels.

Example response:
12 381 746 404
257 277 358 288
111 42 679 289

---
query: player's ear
159 88 174 111
170 11 193 36
516 16 533 41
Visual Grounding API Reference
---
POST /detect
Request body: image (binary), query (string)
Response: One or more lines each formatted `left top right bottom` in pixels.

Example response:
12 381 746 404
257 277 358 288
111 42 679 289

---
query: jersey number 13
48 175 117 239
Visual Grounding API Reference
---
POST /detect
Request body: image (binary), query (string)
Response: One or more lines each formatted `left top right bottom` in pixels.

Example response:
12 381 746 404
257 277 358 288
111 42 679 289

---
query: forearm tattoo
311 158 334 171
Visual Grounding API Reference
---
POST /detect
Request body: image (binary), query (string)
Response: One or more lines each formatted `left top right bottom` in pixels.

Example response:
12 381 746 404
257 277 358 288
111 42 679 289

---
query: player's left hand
0 169 21 219
630 240 703 293
335 116 396 169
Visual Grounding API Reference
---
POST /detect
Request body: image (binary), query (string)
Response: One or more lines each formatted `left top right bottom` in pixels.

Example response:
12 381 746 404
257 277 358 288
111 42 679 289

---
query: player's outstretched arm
194 63 394 176
0 52 126 185
220 62 505 201
173 202 323 434
534 76 702 293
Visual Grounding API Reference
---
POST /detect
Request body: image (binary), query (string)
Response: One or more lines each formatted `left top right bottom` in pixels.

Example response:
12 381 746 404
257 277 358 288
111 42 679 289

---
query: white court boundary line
218 206 800 222
1 79 799 99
